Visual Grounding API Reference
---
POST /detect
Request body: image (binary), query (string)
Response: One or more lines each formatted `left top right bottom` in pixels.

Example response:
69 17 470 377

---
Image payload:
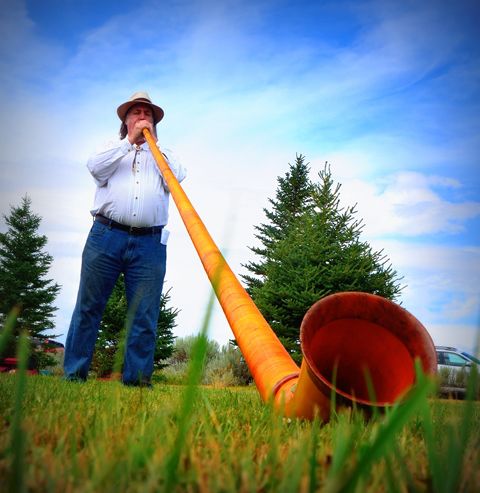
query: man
64 91 186 386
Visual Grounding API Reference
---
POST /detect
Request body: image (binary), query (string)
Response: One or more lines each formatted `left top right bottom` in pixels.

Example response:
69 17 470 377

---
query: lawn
0 371 479 493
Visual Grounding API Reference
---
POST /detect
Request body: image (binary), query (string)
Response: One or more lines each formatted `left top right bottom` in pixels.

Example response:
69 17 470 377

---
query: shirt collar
133 142 148 151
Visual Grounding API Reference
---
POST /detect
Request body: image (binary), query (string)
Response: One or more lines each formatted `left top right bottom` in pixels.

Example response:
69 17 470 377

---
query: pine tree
0 195 60 367
91 275 128 377
250 163 403 362
154 288 179 367
242 154 314 293
91 275 178 376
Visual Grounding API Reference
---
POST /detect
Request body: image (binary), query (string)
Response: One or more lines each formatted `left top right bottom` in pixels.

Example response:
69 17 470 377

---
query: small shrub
438 366 480 399
168 335 220 365
160 361 190 384
159 337 252 386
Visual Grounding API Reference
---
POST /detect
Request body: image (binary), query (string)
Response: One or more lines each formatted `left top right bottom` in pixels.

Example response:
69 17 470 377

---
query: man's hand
128 119 157 145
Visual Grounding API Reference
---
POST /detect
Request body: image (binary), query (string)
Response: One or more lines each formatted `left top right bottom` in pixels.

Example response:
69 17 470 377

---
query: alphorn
144 128 437 421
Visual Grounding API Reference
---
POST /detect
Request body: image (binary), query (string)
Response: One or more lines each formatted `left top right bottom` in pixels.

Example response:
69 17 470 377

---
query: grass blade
444 366 478 492
338 373 435 493
8 331 30 493
308 418 320 493
163 283 216 491
0 306 20 357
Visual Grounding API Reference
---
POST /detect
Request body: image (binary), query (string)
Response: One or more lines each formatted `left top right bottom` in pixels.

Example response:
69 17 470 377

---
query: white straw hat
117 91 164 124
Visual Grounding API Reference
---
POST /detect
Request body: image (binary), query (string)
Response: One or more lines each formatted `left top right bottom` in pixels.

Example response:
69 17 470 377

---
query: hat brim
117 98 164 124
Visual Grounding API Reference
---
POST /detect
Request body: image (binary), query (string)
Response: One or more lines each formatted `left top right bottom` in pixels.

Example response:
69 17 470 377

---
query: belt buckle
128 225 137 234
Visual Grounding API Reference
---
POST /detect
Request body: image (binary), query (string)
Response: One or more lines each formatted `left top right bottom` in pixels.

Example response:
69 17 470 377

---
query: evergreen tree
0 195 60 367
91 275 128 377
249 163 403 362
242 154 314 293
91 275 178 376
154 288 179 367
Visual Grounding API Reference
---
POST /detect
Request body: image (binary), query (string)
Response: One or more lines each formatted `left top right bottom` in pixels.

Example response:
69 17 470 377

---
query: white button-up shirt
87 138 186 233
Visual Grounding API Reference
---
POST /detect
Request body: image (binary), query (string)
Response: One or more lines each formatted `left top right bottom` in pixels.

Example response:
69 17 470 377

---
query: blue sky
0 0 479 352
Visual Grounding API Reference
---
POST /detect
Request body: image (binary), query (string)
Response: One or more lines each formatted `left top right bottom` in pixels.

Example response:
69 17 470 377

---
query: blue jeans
64 220 167 384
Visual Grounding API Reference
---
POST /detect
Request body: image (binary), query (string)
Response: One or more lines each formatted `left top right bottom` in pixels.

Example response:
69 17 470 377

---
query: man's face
125 103 154 137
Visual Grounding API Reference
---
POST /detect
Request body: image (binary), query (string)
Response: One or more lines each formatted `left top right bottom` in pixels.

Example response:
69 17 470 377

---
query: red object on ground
0 357 39 375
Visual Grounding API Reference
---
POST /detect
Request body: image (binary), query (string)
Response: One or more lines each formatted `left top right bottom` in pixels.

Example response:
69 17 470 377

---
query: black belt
95 214 163 236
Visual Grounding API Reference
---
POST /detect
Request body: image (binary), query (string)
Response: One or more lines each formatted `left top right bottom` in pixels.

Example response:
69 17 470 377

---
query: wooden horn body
144 129 437 420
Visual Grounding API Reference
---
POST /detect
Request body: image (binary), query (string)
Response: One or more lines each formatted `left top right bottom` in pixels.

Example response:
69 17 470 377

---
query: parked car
436 346 479 398
0 338 64 375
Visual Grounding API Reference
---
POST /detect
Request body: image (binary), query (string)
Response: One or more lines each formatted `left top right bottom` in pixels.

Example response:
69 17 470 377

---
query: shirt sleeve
158 146 187 191
87 139 133 187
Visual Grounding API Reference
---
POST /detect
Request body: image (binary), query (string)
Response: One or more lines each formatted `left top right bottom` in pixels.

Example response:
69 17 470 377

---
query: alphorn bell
143 128 437 421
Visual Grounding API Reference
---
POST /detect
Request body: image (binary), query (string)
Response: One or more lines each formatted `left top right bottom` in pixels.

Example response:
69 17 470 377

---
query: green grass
1 304 479 492
0 371 479 492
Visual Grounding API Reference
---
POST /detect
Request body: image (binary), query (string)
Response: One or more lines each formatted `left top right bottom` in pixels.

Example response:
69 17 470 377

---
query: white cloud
335 171 480 237
442 296 480 320
368 239 480 347
427 323 480 353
